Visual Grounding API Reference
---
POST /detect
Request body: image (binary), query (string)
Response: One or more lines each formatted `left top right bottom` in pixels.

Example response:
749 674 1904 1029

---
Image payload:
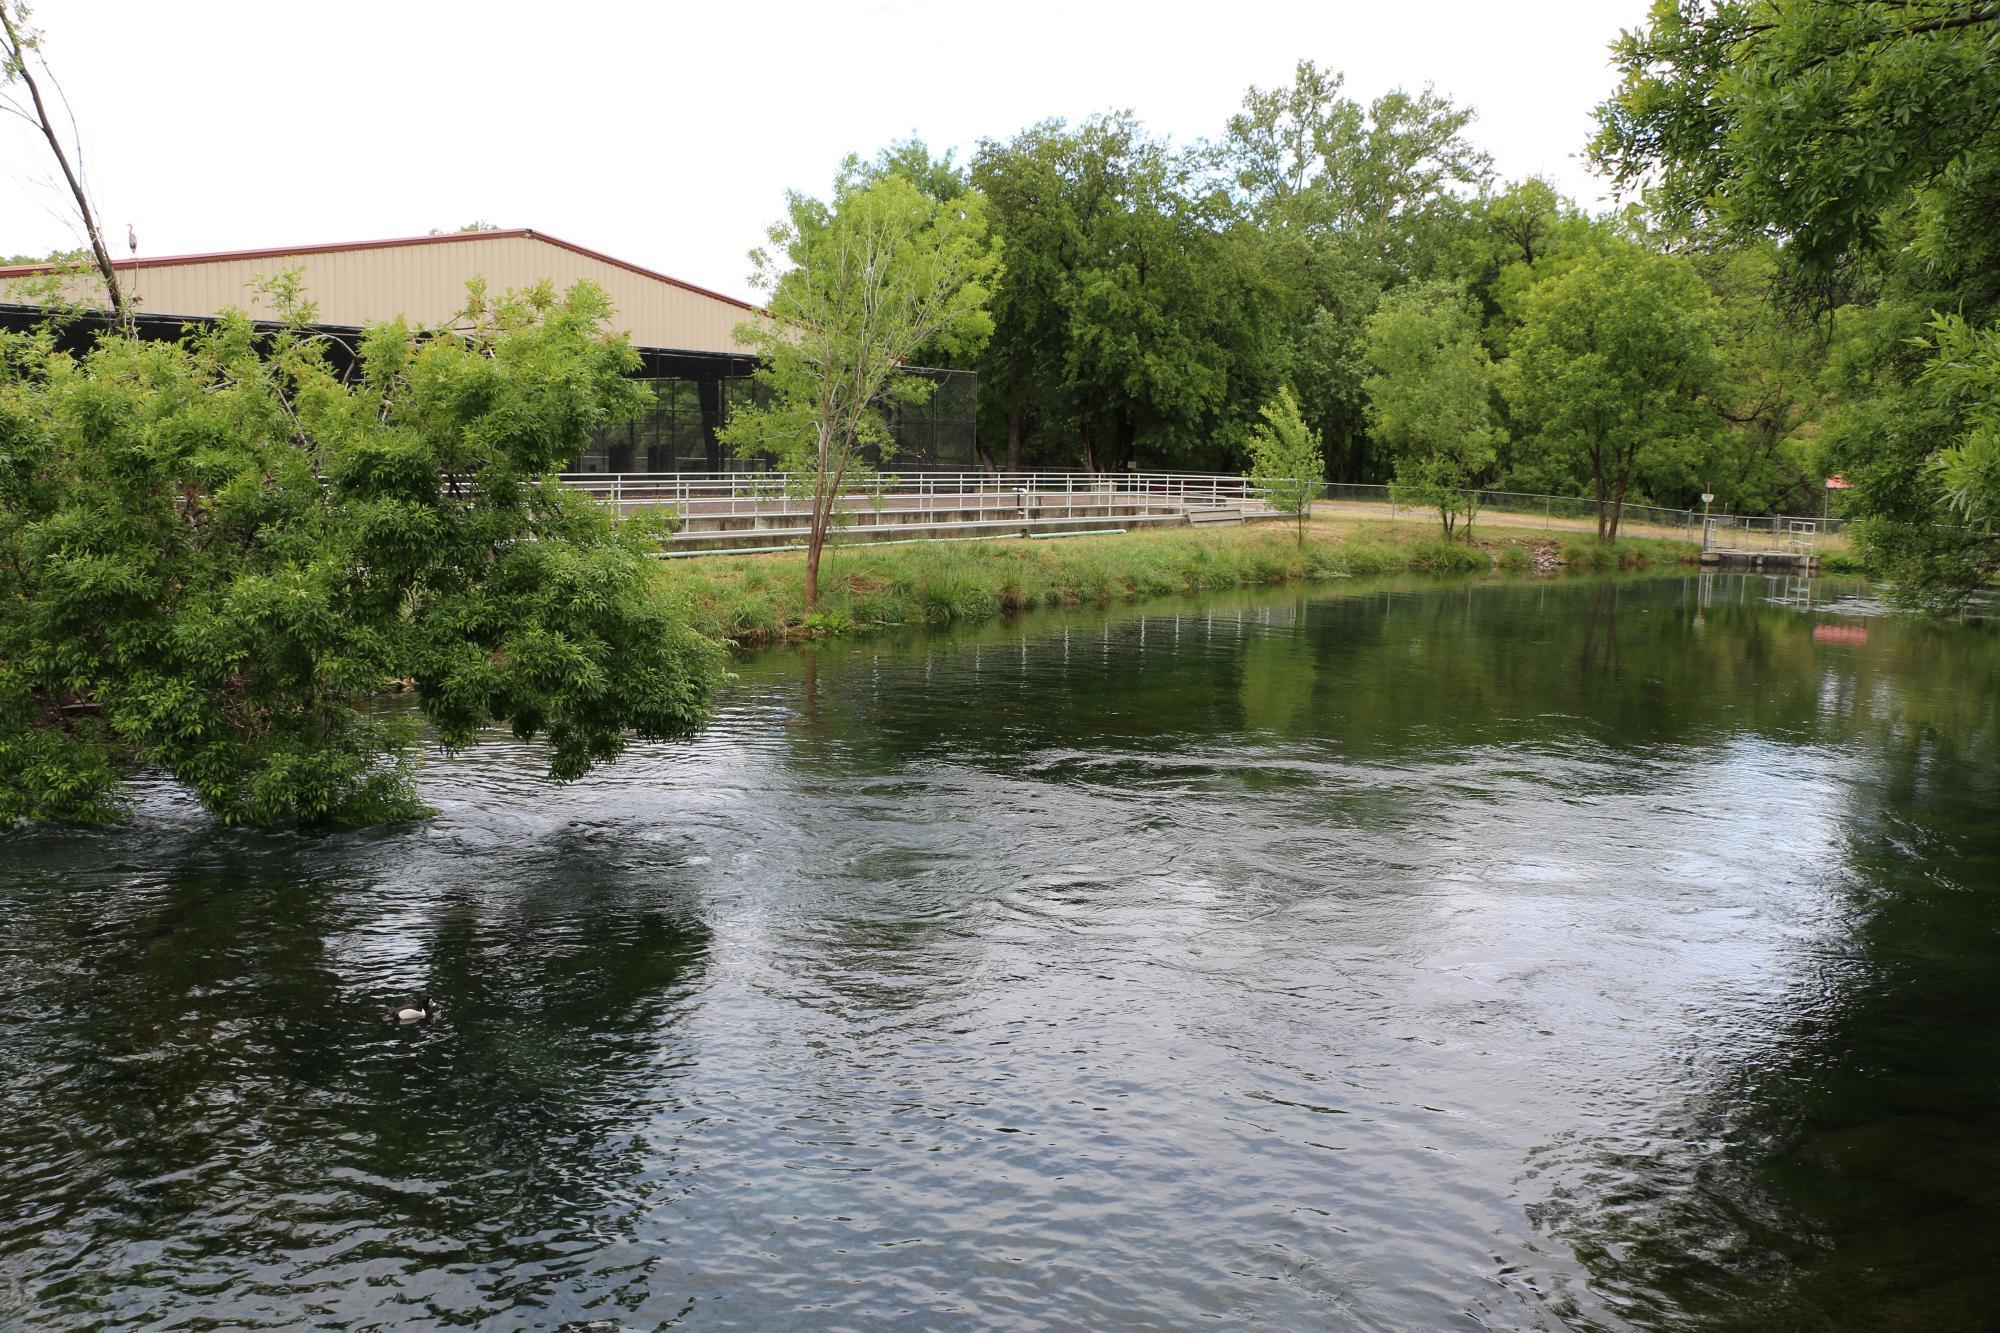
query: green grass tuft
661 520 1699 649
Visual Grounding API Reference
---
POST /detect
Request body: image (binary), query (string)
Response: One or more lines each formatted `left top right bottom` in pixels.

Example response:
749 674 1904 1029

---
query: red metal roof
0 228 761 313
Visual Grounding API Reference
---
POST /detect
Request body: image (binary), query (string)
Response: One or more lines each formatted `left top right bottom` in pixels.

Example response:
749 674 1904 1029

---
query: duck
383 993 437 1024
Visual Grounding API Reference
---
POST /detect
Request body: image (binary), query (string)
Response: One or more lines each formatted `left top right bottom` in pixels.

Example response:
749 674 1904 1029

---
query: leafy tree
1594 0 2000 284
1502 246 1722 541
1278 275 1377 481
972 117 1279 473
0 283 723 826
1922 313 2000 526
843 137 970 204
1363 280 1499 539
1595 0 2000 600
1694 243 1825 514
1824 310 2000 612
836 138 997 383
1245 386 1323 545
1218 59 1492 280
721 172 996 609
1451 179 1611 348
1216 61 1491 481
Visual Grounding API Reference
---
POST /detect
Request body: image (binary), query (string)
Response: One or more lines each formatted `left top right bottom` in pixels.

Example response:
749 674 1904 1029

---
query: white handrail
551 469 1842 541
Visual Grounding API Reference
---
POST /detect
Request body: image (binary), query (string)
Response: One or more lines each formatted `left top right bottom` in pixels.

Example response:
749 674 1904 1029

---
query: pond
2 573 1996 1330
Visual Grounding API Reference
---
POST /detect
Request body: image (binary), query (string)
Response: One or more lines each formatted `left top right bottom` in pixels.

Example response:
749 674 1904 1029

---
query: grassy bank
660 515 1700 647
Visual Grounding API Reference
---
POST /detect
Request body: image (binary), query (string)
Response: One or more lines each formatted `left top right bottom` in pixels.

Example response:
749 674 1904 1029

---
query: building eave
0 229 762 315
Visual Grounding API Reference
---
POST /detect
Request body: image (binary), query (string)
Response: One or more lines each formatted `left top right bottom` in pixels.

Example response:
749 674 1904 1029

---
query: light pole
1700 491 1714 550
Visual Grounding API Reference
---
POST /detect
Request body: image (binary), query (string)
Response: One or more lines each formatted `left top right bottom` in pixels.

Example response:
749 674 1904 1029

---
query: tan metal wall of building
0 232 761 355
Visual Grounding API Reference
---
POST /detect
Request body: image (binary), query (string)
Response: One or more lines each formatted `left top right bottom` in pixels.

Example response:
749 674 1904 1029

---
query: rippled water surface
3 573 1998 1330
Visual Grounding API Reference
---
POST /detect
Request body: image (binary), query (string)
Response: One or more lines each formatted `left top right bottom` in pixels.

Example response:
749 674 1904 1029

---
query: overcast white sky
5 0 1651 303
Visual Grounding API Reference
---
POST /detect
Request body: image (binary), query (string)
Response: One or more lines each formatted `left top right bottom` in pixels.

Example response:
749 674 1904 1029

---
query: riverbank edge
660 520 1710 649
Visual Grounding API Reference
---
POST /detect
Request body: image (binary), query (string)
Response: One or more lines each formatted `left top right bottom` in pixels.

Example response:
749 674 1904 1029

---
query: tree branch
0 4 128 329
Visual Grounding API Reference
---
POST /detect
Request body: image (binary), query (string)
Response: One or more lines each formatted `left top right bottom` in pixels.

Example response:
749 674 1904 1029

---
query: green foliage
1596 0 2000 606
1502 246 1723 541
1594 1 2000 281
1692 242 1825 514
1214 60 1491 480
662 525 1703 649
1819 306 2000 611
842 137 970 205
1558 537 1696 571
1219 59 1493 280
1919 313 2000 527
1273 273 1378 480
721 171 997 606
1245 387 1324 545
0 285 723 826
971 115 1280 471
1363 280 1500 538
1404 539 1491 573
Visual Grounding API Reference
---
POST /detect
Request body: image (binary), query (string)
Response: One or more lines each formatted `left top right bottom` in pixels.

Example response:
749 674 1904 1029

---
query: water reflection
1 573 1995 1329
0 823 713 1326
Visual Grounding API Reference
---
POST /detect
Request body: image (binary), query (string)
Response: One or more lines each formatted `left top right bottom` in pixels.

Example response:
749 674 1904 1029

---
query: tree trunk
1006 404 1024 473
1594 455 1611 543
804 426 834 611
805 526 823 609
0 8 128 330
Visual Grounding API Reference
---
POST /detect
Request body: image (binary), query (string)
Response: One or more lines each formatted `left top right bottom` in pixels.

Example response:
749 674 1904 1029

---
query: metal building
0 229 977 472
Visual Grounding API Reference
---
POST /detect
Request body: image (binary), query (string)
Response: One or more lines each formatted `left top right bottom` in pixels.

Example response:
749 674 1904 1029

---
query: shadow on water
1528 614 2000 1332
2 571 1997 1329
0 817 713 1326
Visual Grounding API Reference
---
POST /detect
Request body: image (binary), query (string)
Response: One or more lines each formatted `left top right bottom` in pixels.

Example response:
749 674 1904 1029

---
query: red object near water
1825 474 1853 489
1814 623 1869 644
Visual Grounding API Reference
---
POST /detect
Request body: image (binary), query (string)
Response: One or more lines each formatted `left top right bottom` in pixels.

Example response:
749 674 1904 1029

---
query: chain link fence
1309 482 1845 545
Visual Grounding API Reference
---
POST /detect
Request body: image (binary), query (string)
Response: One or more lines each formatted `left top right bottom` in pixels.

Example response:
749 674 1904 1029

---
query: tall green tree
835 138 994 381
843 137 971 204
1594 0 2000 283
1218 59 1493 279
0 283 722 826
1822 306 2000 611
1695 243 1825 514
721 172 997 609
1216 61 1491 480
1595 0 2000 603
1363 280 1500 539
1502 246 1723 541
972 116 1279 473
1452 179 1610 345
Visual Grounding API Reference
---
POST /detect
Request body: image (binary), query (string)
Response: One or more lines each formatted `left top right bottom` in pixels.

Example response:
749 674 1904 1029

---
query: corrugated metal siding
0 236 758 355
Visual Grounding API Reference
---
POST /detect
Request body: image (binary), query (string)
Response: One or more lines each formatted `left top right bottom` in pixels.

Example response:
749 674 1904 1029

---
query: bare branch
0 2 128 328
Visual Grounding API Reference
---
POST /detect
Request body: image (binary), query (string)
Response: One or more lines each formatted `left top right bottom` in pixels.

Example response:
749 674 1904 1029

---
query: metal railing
556 468 1844 548
1697 513 1842 552
1308 481 1847 542
557 469 1259 523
